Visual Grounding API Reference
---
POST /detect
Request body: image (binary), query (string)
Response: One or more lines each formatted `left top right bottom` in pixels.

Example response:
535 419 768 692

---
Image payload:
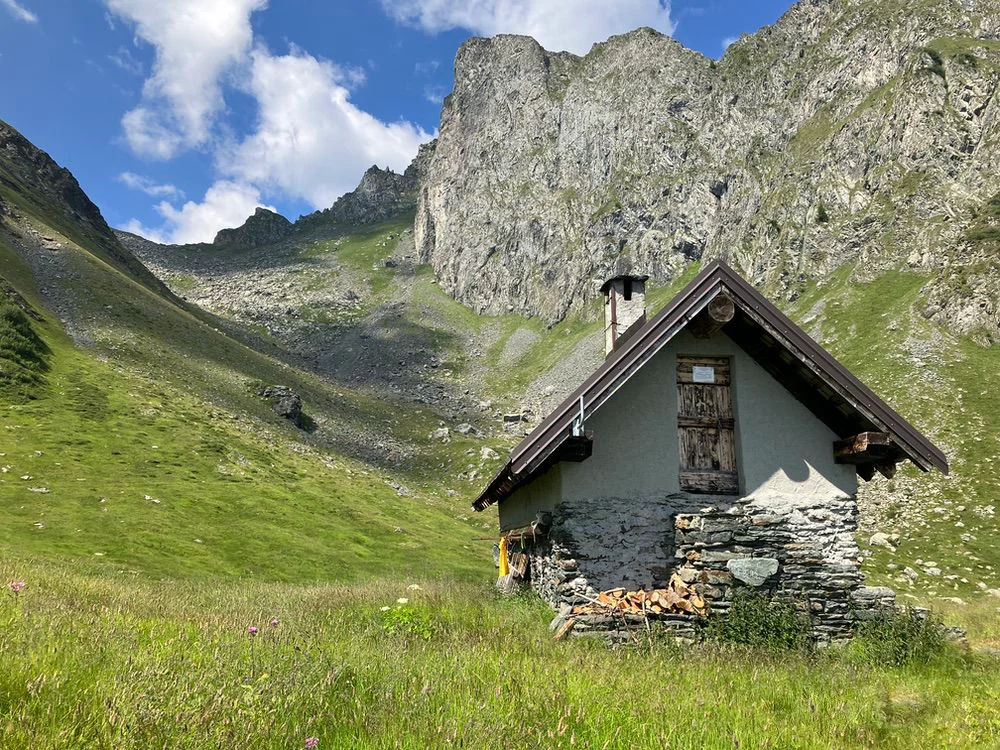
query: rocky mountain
415 0 1000 342
0 119 166 291
299 140 436 229
213 207 292 250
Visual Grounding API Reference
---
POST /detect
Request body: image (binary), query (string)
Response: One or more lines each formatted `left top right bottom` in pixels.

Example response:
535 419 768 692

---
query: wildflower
396 597 409 605
9 581 25 594
247 625 259 637
305 738 319 749
270 617 280 627
407 584 422 591
380 606 391 612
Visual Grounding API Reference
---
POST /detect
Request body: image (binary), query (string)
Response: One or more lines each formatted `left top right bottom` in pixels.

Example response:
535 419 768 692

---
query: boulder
256 385 303 428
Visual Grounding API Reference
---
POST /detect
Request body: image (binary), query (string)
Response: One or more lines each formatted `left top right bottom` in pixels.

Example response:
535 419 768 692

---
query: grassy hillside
785 268 1000 604
0 196 487 584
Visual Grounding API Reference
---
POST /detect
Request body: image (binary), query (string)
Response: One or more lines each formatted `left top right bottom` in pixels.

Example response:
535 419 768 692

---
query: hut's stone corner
674 500 897 643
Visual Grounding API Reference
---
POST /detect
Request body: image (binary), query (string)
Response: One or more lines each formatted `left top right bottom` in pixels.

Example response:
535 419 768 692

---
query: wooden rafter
834 432 891 464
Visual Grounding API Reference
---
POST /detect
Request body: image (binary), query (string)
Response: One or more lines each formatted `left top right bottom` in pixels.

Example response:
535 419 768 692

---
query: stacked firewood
571 574 707 617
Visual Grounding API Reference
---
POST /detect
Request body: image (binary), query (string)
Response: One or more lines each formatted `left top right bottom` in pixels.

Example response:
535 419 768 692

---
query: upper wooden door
676 355 739 494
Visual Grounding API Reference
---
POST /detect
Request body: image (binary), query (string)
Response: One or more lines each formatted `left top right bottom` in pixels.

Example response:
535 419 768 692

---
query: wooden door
676 356 739 494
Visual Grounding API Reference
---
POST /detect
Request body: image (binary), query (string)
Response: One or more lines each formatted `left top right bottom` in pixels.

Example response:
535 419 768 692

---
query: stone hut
474 260 948 642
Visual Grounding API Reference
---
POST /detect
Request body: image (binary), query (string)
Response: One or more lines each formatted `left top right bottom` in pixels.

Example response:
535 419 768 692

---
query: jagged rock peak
214 207 292 249
0 119 163 285
299 139 437 228
0 119 116 243
416 0 1000 340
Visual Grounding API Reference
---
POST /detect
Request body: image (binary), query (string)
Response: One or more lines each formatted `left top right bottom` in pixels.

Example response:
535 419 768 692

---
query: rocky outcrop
0 119 163 288
214 207 292 249
416 0 1000 340
257 384 304 428
299 140 436 229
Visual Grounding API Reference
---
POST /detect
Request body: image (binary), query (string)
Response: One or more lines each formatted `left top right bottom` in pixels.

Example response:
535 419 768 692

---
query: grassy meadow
2 563 999 749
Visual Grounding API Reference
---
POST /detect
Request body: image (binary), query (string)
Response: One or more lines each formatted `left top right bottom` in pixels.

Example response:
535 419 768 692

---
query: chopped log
834 432 891 464
553 618 575 641
689 294 736 339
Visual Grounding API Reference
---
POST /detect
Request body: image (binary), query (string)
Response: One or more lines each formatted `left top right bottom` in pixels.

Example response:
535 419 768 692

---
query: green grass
0 290 49 401
1 564 997 749
0 316 486 582
306 216 411 296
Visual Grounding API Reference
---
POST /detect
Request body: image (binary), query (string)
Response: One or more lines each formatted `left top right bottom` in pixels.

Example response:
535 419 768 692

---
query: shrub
851 606 951 667
815 201 830 224
706 589 811 652
380 601 436 641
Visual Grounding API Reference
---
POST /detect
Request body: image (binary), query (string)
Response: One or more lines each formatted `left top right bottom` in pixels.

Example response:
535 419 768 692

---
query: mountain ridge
413 0 1000 342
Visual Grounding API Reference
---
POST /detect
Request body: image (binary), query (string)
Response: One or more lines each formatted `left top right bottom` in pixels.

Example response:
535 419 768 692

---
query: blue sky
0 0 792 244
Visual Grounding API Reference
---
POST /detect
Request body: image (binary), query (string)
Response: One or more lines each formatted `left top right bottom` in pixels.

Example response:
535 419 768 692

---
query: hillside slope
0 123 489 582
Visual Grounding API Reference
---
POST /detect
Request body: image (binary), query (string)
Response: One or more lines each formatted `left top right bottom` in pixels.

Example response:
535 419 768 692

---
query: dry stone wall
517 493 895 643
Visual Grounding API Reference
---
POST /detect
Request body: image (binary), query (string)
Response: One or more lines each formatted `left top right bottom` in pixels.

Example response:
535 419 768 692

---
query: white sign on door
692 365 716 384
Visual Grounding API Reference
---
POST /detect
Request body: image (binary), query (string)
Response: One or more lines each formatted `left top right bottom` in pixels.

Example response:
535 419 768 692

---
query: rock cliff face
214 207 293 249
416 0 1000 341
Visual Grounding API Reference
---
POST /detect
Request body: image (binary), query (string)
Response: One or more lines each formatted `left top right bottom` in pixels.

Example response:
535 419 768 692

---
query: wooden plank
677 415 735 429
680 470 739 494
677 384 733 420
717 428 737 473
834 431 891 464
857 464 876 482
676 356 732 385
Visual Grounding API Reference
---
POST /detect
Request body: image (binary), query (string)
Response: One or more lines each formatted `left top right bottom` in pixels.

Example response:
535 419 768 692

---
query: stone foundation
674 499 895 642
512 494 895 643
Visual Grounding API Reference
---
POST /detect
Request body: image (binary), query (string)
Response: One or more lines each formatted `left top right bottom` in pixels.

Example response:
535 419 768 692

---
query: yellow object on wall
498 536 509 578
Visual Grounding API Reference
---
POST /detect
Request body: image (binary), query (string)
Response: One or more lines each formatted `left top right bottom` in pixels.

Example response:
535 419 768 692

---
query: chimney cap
600 274 649 294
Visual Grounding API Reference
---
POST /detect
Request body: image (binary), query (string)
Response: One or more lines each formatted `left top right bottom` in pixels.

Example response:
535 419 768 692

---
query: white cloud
222 47 431 209
117 171 183 199
381 0 674 55
424 84 449 104
121 180 268 245
107 45 144 76
1 0 38 24
104 0 266 159
109 1 432 241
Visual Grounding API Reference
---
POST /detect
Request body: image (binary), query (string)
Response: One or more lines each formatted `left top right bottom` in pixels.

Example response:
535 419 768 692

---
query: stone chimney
602 275 648 357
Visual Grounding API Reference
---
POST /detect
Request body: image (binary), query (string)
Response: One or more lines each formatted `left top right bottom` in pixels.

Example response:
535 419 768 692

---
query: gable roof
473 260 949 511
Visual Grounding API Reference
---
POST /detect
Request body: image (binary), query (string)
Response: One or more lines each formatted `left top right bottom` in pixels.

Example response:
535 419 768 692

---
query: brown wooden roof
473 260 949 511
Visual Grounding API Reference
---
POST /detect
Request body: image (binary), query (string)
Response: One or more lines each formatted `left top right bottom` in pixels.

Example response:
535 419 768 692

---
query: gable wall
558 328 858 503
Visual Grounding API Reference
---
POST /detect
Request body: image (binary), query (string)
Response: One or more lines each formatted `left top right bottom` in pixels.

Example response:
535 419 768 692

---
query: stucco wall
558 328 857 503
498 464 561 531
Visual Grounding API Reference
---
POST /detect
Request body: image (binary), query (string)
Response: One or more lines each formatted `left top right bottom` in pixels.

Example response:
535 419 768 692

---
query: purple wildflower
247 625 259 637
9 581 25 594
305 738 319 748
270 617 280 628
